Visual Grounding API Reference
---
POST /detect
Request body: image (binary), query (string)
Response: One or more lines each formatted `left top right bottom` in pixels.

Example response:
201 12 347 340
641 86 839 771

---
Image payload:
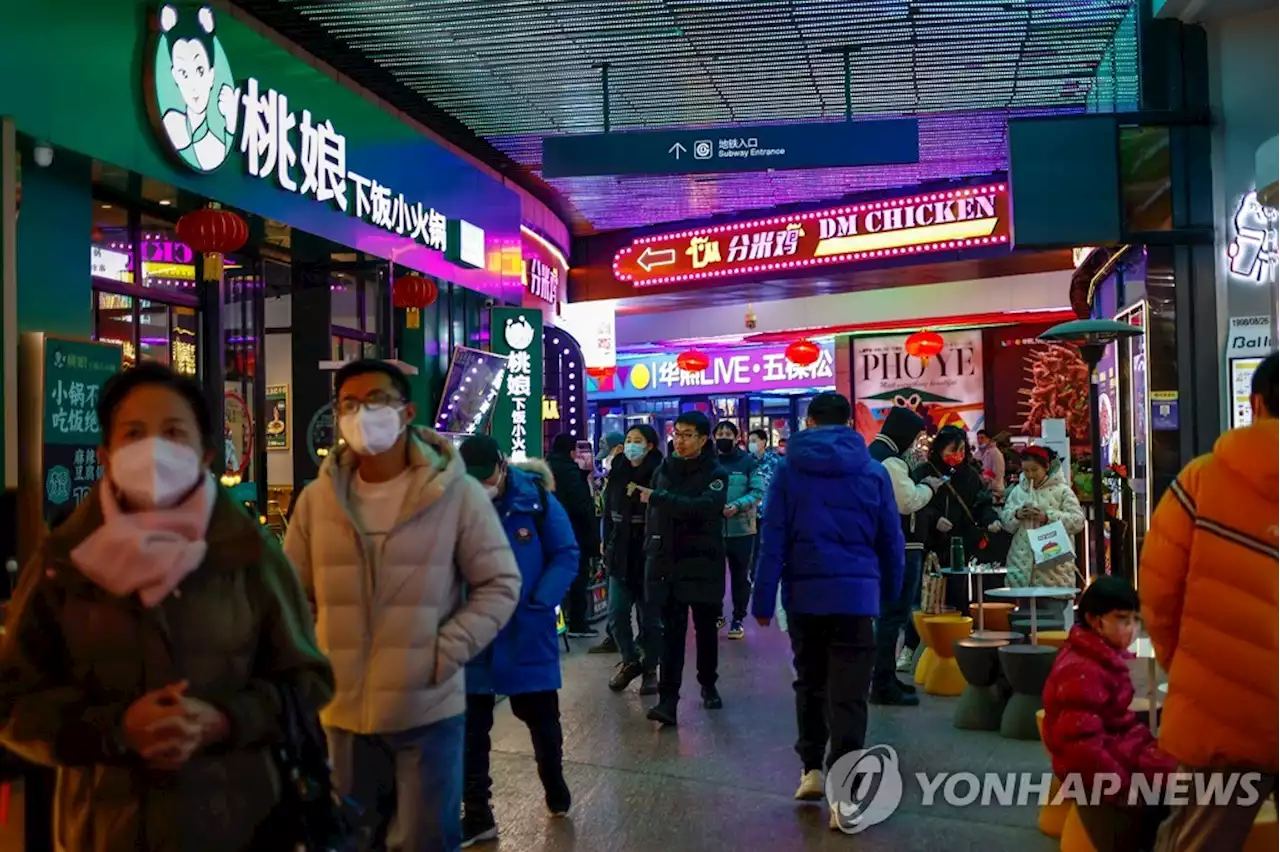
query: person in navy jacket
458 436 581 846
750 392 905 832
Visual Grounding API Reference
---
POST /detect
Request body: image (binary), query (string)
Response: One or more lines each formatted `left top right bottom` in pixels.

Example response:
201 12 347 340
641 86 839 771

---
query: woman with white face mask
0 363 334 852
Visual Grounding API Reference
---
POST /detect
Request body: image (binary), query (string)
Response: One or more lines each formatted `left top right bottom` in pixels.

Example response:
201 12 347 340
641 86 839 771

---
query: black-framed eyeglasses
672 430 700 441
337 390 404 416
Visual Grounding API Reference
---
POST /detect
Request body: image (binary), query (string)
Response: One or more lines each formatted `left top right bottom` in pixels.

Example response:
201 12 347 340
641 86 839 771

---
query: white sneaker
829 801 862 833
895 647 914 672
795 769 825 801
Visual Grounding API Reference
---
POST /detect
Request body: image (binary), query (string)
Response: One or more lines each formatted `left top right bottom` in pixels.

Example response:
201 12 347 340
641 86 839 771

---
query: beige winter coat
284 427 521 735
999 465 1086 587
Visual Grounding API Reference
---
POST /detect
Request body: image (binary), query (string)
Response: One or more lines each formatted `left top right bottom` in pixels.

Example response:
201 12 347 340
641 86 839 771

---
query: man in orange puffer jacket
1141 352 1279 852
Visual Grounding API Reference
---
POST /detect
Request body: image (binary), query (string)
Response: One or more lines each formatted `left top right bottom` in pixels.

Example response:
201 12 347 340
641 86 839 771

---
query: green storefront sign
490 308 543 461
40 337 123 520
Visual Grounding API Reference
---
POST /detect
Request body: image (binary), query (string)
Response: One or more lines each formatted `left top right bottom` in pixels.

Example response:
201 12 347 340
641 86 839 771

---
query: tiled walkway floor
0 623 1068 851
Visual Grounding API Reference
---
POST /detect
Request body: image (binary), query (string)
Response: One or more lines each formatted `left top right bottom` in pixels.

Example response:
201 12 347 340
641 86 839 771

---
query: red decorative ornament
904 330 945 365
392 274 438 329
676 349 710 373
785 339 820 366
175 206 248 255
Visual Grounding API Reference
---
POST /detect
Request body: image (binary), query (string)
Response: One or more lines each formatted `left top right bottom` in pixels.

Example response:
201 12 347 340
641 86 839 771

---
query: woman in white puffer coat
1000 445 1086 587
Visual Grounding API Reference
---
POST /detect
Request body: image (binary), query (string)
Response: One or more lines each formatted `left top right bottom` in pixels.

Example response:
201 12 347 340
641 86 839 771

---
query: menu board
1231 358 1262 429
37 337 123 522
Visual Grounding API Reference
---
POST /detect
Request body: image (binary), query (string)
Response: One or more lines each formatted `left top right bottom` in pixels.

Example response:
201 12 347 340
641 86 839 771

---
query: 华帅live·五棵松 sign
613 183 1011 288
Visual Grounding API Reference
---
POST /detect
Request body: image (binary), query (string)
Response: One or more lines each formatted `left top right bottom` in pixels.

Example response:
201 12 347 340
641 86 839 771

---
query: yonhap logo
825 745 904 834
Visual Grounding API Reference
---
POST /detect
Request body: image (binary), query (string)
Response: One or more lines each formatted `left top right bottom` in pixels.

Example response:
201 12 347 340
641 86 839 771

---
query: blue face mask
623 443 647 461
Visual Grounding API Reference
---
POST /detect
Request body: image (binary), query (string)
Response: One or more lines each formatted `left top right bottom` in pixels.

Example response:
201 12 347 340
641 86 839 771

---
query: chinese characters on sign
590 342 836 400
614 183 1011 288
491 309 544 461
1227 192 1279 283
526 257 560 304
237 77 454 253
40 338 123 522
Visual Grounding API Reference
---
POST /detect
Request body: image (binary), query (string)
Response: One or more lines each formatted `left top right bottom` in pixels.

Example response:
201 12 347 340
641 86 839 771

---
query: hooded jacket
466 464 579 697
999 461 1085 587
868 407 935 550
644 441 729 607
284 427 521 735
717 445 765 538
1042 626 1177 802
546 448 600 557
1140 418 1279 771
0 484 334 852
752 426 905 619
604 448 663 589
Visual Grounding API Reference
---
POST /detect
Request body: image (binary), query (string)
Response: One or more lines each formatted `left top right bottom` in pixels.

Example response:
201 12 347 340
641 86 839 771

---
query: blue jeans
607 576 661 671
328 714 465 852
873 549 923 688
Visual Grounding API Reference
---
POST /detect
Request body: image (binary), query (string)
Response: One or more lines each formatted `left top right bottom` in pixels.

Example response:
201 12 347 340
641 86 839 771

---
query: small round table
985 586 1078 645
941 565 1009 639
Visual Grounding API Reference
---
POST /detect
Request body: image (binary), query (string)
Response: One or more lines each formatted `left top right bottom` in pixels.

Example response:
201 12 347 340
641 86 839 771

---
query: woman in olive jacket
0 364 334 852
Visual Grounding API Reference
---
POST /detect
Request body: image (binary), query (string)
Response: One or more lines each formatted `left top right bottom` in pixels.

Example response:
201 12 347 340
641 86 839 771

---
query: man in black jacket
631 411 729 727
547 433 602 637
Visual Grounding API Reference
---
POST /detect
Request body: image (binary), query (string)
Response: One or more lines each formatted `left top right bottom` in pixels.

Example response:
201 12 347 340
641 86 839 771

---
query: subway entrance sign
542 119 919 178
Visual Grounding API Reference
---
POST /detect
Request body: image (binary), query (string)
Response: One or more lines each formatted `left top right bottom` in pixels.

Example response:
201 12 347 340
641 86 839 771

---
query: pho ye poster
853 330 985 444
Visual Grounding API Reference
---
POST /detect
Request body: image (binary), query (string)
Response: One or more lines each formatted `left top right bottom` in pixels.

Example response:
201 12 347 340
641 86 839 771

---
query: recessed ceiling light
158 199 171 206
101 204 113 210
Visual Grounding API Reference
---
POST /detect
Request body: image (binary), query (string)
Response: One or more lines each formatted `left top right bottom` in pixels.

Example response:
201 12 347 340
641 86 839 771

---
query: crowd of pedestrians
0 353 1275 851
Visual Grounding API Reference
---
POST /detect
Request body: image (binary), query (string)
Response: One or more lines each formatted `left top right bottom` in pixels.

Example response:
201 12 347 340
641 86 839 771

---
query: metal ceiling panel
241 0 1139 233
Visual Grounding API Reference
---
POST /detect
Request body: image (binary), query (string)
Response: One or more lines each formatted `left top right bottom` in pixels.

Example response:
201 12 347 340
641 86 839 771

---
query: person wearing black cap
546 433 601 637
457 435 581 844
867 406 945 706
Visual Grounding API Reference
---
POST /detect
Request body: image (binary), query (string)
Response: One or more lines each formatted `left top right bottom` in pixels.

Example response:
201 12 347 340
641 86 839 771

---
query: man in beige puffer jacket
285 360 520 852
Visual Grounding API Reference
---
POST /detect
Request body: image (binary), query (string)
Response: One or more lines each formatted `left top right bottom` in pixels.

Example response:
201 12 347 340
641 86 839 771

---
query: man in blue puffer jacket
750 392 905 833
458 436 581 846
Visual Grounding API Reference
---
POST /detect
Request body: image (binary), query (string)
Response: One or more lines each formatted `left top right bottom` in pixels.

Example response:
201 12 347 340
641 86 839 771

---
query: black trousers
463 691 563 809
564 555 593 630
658 598 720 699
788 614 876 773
723 535 756 622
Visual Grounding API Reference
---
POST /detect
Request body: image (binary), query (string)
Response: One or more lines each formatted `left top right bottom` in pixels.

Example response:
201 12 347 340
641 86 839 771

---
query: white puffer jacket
285 428 520 735
999 464 1086 587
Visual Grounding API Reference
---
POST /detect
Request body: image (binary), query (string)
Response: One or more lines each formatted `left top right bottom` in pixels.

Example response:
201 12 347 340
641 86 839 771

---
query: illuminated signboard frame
612 182 1011 288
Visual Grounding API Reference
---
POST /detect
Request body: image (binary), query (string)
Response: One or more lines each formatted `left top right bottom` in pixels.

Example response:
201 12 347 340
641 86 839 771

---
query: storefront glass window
95 291 136 366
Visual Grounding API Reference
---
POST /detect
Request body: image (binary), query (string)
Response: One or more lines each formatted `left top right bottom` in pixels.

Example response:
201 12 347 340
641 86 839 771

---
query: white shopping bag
776 585 788 633
1028 520 1076 572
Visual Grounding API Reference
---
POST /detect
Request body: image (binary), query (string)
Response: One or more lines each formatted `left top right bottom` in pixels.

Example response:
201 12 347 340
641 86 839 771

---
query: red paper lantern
393 274 438 328
904 330 945 365
676 349 709 373
175 206 248 255
785 339 820 366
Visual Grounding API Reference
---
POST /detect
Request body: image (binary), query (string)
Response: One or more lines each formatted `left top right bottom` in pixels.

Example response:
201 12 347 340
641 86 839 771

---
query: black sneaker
609 661 644 692
588 635 618 654
897 679 917 695
870 684 920 707
646 697 678 727
716 616 728 630
543 772 572 817
638 671 659 696
701 685 723 709
461 806 498 847
566 626 599 639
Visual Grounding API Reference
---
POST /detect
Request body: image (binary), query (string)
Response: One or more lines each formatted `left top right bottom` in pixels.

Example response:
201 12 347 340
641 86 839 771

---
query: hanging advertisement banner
589 341 836 399
490 308 543 461
612 183 1011 289
852 330 985 443
557 299 617 372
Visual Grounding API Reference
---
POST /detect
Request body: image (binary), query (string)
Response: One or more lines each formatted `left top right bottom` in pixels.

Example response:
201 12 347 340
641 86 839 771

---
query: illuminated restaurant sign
588 341 836 399
613 183 1011 288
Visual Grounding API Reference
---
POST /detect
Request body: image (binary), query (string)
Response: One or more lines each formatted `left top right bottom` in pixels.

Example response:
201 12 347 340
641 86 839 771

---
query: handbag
920 552 947 615
263 683 368 852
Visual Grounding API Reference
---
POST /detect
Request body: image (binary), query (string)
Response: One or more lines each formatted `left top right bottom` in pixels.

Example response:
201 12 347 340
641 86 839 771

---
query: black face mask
715 438 736 455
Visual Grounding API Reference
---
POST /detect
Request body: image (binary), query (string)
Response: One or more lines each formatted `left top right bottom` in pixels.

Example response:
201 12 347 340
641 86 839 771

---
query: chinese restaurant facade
0 0 567 527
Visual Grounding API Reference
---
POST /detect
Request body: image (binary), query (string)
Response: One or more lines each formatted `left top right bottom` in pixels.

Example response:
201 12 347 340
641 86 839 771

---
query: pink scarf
70 475 217 608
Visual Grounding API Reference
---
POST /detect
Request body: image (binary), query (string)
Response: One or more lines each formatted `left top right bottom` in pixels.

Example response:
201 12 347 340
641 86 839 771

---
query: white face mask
110 437 204 510
340 407 405 457
483 484 500 500
748 440 762 456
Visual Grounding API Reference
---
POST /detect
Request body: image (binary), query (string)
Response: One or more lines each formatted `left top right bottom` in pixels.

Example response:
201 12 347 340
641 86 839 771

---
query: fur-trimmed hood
513 458 556 492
